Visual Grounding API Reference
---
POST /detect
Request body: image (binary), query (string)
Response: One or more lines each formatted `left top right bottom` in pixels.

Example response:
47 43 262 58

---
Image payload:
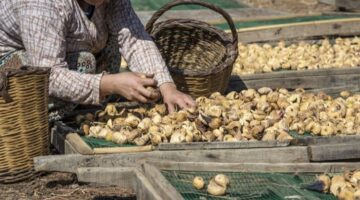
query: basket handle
145 0 238 54
0 72 12 103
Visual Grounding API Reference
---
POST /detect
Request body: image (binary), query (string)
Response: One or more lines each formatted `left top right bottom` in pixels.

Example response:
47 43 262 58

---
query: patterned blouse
0 0 173 104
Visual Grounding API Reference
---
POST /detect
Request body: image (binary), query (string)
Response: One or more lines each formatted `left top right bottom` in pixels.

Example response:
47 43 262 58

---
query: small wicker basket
0 54 50 183
146 0 239 98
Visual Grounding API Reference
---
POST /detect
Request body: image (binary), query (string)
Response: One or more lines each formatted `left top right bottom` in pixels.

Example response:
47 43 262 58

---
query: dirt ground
0 172 135 200
242 0 336 14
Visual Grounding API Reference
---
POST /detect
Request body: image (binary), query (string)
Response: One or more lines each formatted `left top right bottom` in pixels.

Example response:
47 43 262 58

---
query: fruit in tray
233 37 360 75
82 88 360 146
307 171 360 200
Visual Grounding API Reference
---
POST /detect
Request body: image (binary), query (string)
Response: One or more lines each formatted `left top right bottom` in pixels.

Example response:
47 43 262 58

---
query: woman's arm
107 0 195 111
17 0 102 104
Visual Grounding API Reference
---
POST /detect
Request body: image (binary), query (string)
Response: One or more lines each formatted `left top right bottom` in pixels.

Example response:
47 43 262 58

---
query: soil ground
0 172 135 200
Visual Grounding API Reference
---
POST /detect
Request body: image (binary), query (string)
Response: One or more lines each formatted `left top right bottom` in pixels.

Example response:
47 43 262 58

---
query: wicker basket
146 0 239 98
0 55 50 183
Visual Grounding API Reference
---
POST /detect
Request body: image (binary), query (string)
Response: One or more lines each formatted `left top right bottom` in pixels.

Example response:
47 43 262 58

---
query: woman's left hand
160 83 196 113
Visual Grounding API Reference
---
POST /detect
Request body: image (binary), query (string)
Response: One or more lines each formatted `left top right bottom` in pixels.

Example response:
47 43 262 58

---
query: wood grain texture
76 167 163 200
147 160 360 173
34 146 309 173
234 19 360 43
157 140 289 150
309 142 360 161
141 163 184 200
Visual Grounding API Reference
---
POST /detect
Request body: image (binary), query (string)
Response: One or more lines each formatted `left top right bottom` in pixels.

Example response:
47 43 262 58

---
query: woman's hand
100 72 158 103
160 83 196 113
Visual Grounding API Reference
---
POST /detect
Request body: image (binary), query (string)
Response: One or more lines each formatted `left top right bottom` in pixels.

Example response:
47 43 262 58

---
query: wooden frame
229 67 360 95
75 167 162 200
232 18 360 43
141 161 360 200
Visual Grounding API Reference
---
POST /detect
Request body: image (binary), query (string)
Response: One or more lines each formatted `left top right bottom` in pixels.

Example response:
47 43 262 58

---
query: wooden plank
157 140 289 151
34 146 309 173
320 0 336 5
309 142 360 161
134 169 163 200
137 8 288 25
147 160 360 173
291 135 360 146
141 163 183 200
336 0 360 11
64 140 80 155
93 145 153 154
235 18 360 43
232 67 360 80
76 167 163 200
229 73 360 91
76 167 135 188
66 133 94 155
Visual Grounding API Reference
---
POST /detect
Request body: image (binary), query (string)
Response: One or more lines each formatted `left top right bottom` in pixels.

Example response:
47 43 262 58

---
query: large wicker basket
146 0 239 98
0 55 50 183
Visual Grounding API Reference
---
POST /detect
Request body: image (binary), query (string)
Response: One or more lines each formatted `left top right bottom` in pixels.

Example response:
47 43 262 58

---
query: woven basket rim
151 19 238 77
0 66 50 76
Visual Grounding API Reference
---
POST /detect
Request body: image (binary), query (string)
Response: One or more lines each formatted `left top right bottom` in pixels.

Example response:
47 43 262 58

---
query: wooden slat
66 133 94 155
34 146 309 173
76 167 135 188
147 160 360 173
235 18 360 43
76 167 162 200
134 169 163 200
157 140 289 150
309 142 360 161
319 0 336 5
137 8 288 25
336 0 360 11
141 163 183 200
291 135 360 146
93 145 153 154
228 68 360 92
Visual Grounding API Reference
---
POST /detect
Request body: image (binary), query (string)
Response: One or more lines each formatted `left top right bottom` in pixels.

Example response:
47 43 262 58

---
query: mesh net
131 0 246 11
162 171 337 200
215 14 360 30
81 136 136 149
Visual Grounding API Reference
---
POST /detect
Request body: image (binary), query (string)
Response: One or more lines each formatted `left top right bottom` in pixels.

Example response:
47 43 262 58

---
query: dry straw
146 0 239 98
0 54 50 183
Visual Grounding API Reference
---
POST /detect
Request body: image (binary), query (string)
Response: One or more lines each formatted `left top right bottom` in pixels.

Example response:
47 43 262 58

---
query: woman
0 0 195 119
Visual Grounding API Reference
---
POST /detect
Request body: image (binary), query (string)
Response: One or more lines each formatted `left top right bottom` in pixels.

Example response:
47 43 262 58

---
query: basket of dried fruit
0 54 50 183
145 0 238 98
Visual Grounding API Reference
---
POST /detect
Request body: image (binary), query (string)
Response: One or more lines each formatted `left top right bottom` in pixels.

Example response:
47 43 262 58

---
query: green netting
162 171 337 200
215 14 360 30
81 136 136 149
130 0 246 11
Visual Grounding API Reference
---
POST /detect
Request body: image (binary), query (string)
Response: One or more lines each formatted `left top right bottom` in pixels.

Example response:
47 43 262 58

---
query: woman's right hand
100 72 159 103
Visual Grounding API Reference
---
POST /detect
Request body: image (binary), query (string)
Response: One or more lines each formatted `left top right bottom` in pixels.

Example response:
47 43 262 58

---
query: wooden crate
141 161 360 200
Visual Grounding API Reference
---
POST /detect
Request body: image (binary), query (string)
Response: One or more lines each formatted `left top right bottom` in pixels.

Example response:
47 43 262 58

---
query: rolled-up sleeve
107 0 174 86
17 1 102 104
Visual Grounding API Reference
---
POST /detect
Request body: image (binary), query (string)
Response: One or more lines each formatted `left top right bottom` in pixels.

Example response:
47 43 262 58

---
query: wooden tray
141 161 360 200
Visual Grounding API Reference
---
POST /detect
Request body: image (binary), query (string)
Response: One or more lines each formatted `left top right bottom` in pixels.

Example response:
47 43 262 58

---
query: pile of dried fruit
192 174 230 196
81 88 360 146
233 37 360 75
308 171 360 199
